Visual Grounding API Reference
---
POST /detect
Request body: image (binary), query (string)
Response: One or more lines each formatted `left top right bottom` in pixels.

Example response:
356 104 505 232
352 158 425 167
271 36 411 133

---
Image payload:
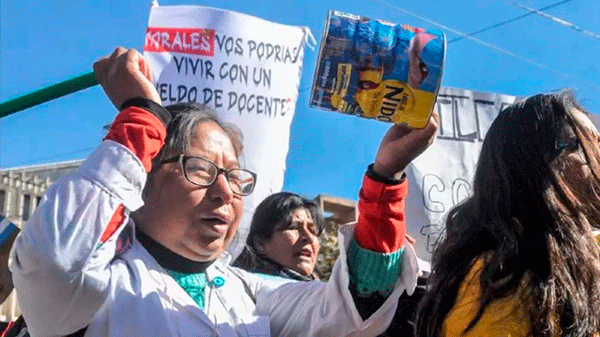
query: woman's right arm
10 48 167 336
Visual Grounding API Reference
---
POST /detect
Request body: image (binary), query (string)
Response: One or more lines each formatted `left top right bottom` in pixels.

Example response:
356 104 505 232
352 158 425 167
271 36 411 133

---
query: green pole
0 72 98 119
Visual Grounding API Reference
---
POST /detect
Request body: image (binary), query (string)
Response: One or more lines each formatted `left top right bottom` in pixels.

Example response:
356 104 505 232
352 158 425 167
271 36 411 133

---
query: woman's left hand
372 109 439 179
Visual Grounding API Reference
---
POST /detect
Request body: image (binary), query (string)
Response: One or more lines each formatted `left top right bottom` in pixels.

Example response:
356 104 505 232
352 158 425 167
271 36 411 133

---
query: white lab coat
10 140 419 337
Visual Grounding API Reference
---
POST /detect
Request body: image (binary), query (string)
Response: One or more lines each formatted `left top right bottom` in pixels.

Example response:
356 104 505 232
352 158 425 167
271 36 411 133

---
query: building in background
313 194 357 280
314 194 357 226
0 159 84 321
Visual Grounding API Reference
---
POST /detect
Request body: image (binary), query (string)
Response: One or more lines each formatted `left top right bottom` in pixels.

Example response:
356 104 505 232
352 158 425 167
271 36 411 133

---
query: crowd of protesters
0 47 598 337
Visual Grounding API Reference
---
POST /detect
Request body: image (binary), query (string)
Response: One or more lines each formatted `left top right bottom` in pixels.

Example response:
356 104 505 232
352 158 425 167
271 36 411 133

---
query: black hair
233 192 324 276
416 90 600 337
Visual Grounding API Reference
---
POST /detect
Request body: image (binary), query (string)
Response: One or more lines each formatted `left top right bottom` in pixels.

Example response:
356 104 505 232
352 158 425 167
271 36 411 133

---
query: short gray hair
153 102 244 167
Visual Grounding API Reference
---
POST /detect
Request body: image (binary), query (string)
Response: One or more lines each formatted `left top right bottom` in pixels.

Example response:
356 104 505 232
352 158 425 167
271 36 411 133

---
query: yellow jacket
441 258 530 337
442 235 600 337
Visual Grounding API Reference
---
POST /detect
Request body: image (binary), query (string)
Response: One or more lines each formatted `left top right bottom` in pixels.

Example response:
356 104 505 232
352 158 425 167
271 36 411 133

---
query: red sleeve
103 106 167 172
100 205 126 244
100 106 166 243
353 174 407 253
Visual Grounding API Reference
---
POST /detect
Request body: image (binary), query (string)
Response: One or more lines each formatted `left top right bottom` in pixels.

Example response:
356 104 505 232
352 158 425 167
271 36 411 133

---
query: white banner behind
405 87 517 262
144 5 311 257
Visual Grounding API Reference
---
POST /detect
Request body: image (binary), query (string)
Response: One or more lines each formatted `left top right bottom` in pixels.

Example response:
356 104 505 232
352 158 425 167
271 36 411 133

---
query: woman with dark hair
416 90 600 337
233 192 324 280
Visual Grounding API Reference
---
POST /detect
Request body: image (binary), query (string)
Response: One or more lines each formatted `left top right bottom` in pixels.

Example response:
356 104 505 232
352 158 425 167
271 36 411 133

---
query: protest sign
405 87 517 262
143 4 312 257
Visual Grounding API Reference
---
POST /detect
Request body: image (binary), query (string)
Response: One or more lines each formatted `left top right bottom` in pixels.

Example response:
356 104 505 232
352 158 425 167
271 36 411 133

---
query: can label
309 10 446 128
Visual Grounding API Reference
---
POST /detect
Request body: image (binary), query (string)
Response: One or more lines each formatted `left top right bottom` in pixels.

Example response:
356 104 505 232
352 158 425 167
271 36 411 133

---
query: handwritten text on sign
144 27 299 118
405 87 517 261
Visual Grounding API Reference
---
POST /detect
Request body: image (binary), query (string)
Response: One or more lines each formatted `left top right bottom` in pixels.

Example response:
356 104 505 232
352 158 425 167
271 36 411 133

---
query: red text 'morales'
144 27 215 56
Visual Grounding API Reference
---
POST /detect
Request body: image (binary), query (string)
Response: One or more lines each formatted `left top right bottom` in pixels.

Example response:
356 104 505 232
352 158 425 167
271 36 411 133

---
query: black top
136 229 214 274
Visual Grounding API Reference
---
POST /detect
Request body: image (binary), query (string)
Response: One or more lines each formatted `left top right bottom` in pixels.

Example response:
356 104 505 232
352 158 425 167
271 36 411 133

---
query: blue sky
1 0 599 201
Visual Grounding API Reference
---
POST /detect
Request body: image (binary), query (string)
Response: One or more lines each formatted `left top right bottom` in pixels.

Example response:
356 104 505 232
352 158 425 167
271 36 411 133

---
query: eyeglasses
159 155 257 196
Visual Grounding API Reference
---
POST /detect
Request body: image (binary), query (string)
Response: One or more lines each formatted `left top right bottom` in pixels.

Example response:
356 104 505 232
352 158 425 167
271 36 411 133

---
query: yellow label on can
355 80 435 128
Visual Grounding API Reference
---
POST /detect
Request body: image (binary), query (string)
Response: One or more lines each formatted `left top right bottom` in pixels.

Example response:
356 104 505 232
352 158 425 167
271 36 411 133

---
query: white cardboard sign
405 87 517 261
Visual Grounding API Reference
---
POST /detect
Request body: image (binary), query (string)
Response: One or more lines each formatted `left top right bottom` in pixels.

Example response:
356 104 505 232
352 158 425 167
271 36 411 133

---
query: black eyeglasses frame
158 154 257 196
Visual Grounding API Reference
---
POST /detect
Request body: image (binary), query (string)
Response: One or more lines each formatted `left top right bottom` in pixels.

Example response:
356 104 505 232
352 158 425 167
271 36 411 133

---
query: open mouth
199 215 230 234
296 248 312 258
200 213 229 224
201 217 228 225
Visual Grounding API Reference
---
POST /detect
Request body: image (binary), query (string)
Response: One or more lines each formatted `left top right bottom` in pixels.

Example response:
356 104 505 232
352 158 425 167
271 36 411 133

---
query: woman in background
233 192 323 280
235 192 430 337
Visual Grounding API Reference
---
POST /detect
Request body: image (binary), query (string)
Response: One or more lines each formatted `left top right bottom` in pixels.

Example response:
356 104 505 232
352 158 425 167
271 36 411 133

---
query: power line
449 0 572 43
297 1 571 94
297 0 571 94
499 0 600 41
372 0 600 94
